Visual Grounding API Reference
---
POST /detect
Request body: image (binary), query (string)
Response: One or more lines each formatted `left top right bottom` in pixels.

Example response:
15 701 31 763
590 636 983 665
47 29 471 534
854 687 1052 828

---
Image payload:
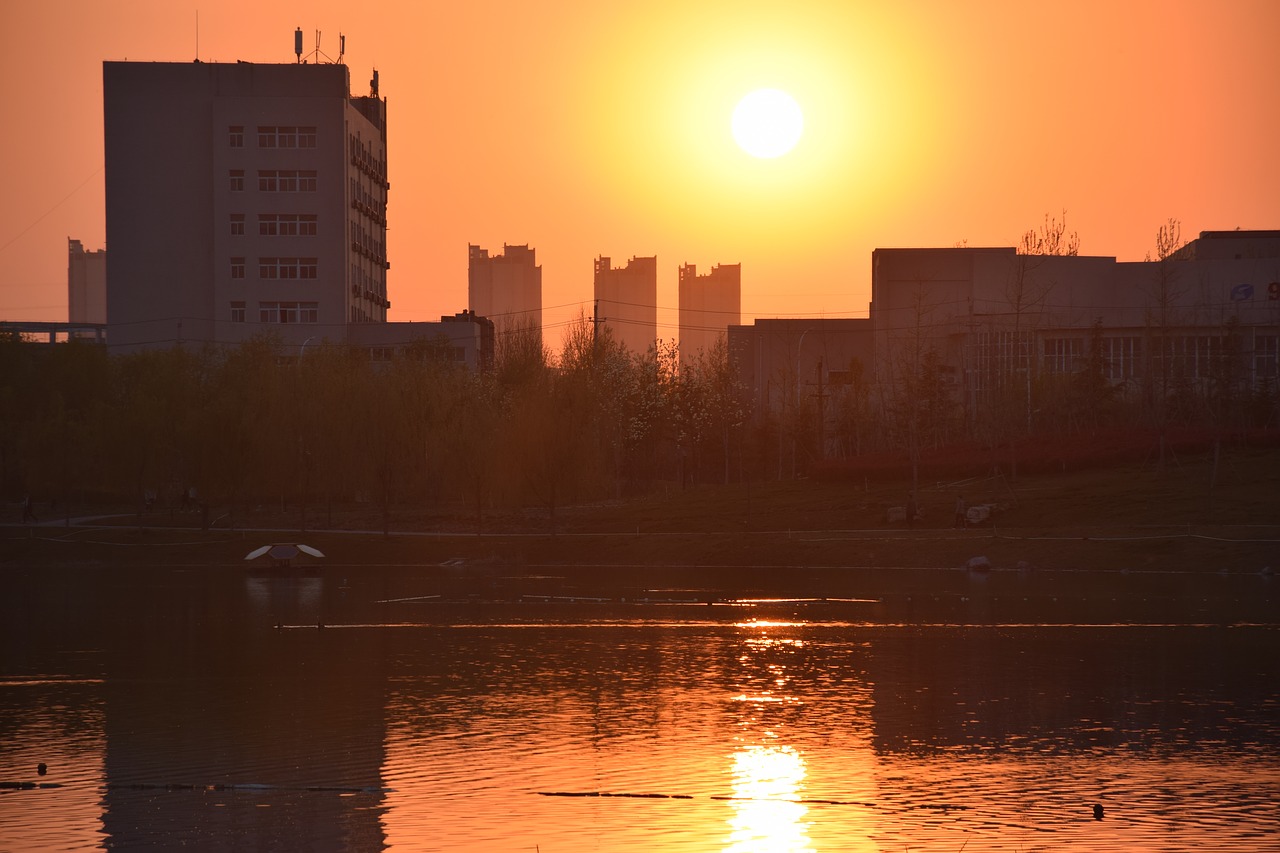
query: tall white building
103 59 389 350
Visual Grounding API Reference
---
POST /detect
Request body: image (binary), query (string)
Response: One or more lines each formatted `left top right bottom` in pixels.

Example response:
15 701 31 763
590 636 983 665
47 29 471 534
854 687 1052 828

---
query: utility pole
590 299 605 360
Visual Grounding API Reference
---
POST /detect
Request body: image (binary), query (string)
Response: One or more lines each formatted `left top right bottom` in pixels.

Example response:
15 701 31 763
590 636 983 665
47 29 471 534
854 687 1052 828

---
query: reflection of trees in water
868 625 1280 755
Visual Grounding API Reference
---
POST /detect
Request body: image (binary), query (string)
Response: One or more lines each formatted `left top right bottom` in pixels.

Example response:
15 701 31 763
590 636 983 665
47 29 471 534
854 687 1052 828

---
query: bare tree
976 211 1078 479
1142 217 1186 470
1018 210 1080 257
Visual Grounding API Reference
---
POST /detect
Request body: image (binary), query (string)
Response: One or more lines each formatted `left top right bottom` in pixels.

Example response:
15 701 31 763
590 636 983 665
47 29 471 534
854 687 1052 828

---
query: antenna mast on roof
293 27 345 64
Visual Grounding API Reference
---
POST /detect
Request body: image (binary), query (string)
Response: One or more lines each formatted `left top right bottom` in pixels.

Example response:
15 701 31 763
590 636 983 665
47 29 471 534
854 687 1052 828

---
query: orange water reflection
0 684 105 851
724 743 810 852
726 619 879 852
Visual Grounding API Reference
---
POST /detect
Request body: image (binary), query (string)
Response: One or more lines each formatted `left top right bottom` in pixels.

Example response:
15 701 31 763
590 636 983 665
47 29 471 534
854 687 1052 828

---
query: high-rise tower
103 59 388 350
678 262 741 361
593 255 657 355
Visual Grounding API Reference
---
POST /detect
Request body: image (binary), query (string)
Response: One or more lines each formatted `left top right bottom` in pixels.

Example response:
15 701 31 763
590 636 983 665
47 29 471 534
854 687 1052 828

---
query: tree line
6 215 1277 526
1 316 761 529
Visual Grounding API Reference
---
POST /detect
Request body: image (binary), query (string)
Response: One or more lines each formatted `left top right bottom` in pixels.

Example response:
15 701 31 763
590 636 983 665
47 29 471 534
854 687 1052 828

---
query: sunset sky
1 0 1276 344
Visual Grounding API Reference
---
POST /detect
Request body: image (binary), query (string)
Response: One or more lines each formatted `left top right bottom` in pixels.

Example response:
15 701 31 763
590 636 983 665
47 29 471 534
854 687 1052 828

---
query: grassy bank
4 443 1278 577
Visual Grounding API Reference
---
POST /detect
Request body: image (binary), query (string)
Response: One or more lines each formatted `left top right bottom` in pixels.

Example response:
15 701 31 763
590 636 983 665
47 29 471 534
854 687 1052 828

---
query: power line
0 165 104 255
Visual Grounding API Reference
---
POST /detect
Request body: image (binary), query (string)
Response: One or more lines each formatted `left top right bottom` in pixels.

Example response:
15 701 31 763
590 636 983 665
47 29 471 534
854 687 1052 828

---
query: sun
731 88 804 159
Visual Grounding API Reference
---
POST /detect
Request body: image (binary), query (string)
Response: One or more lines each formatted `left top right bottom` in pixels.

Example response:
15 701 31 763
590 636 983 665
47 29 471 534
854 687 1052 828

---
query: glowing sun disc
732 88 804 159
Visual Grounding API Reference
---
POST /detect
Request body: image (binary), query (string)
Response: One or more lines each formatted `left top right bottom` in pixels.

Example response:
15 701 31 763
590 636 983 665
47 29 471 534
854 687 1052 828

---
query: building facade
468 244 543 352
68 238 107 325
871 231 1280 423
103 60 389 351
729 318 873 415
593 255 657 355
728 318 873 463
678 262 741 361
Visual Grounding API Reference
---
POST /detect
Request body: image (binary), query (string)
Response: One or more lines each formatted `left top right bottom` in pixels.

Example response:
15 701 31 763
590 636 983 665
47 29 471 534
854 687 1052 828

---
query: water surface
2 564 1277 851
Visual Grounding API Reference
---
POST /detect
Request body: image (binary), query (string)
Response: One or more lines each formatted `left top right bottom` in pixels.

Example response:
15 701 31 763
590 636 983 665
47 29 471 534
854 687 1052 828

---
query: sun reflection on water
724 744 811 852
724 621 815 851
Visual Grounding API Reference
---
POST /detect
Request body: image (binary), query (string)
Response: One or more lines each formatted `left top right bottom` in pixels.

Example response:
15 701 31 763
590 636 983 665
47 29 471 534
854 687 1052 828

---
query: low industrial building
870 230 1280 422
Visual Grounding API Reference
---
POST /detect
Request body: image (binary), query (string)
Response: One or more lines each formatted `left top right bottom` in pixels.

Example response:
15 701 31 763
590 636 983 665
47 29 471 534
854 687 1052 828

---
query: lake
2 561 1278 851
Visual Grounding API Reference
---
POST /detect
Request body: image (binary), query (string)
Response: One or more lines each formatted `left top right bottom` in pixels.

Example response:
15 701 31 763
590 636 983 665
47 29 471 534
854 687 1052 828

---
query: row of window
228 214 317 237
367 345 465 362
229 257 318 279
259 257 318 279
228 126 318 149
349 177 383 210
350 219 385 258
348 133 386 179
351 264 383 291
259 213 318 236
973 332 1280 386
229 301 320 324
230 169 319 193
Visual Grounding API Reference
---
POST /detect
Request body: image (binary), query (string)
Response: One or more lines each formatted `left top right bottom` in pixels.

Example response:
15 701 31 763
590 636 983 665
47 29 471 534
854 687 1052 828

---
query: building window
1043 338 1083 374
1255 335 1278 380
230 257 245 279
229 169 245 192
259 301 318 324
229 213 245 236
257 126 318 149
230 301 246 323
973 330 1032 392
1154 335 1223 380
259 169 319 192
258 257 319 279
1103 336 1142 381
258 214 318 237
229 126 244 147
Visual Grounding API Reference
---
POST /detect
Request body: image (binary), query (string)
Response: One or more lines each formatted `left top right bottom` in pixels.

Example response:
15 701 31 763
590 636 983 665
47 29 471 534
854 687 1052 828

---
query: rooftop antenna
195 10 199 61
371 68 379 97
294 27 302 63
338 33 345 63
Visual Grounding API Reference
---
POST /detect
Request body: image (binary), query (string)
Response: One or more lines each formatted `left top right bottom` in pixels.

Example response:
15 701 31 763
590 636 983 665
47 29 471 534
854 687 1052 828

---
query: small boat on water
244 543 325 569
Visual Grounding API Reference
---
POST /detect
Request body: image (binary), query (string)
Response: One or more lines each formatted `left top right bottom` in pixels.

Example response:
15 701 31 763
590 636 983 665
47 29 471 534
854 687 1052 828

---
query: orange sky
1 0 1277 345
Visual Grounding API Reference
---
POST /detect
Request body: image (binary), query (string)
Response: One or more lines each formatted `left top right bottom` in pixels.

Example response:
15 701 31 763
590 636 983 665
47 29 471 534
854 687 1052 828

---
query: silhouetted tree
1143 217 1186 470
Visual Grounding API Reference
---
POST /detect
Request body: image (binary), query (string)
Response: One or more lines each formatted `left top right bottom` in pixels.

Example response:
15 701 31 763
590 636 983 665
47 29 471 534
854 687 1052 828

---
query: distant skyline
1 0 1277 348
